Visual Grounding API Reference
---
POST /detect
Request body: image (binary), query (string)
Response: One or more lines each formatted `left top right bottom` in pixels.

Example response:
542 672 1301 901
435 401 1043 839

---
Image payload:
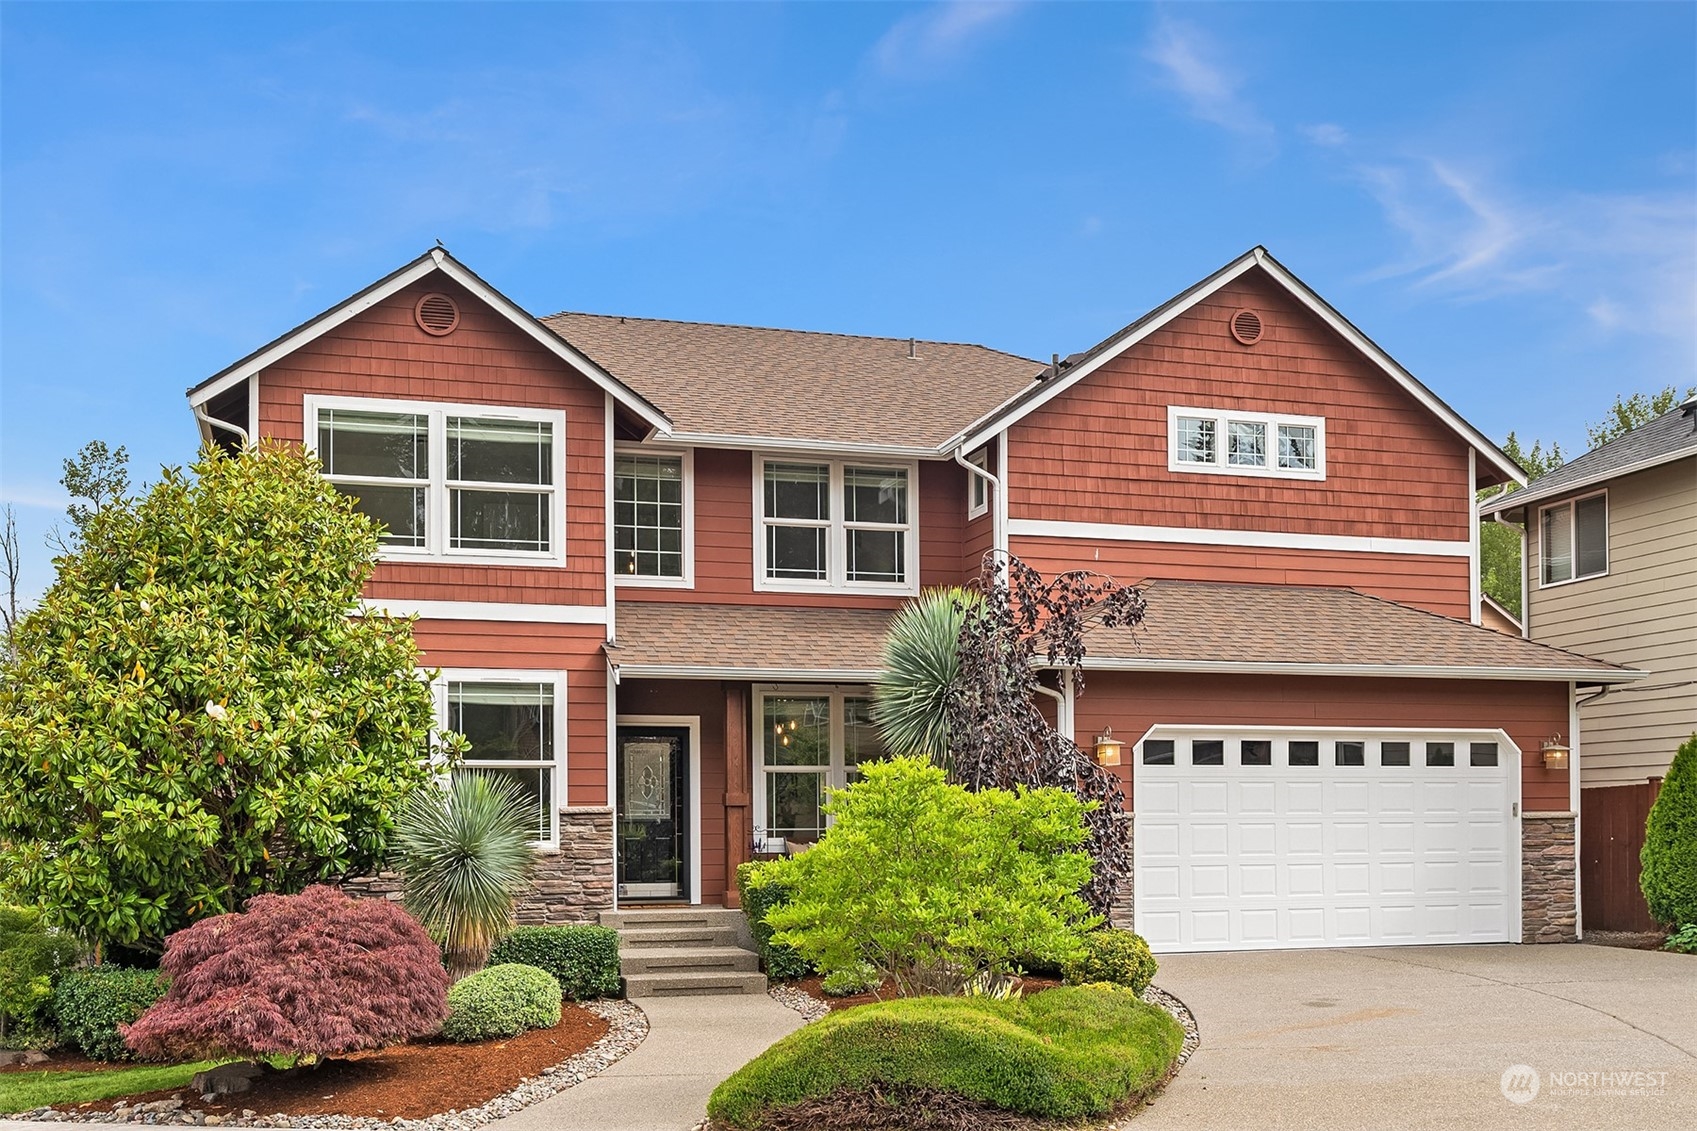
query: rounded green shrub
53 967 165 1061
736 862 809 981
440 963 562 1042
706 985 1183 1128
820 962 881 997
1642 735 1697 928
1061 929 1157 994
487 925 622 1001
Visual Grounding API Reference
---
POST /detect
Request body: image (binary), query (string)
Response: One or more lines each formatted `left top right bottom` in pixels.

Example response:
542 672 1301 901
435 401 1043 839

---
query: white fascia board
187 249 672 435
1073 656 1646 683
653 432 941 459
359 599 608 625
1479 448 1697 517
612 663 884 682
947 248 1526 487
1008 517 1471 558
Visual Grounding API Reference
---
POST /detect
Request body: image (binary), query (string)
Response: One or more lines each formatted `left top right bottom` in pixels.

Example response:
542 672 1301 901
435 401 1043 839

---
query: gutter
1072 657 1647 683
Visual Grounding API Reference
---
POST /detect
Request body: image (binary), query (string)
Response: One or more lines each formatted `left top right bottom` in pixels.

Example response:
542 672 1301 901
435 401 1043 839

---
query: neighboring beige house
1482 397 1697 787
1479 594 1523 636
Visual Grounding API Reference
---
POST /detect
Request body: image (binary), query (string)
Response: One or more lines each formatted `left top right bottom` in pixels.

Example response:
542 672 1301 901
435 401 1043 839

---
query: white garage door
1134 726 1519 952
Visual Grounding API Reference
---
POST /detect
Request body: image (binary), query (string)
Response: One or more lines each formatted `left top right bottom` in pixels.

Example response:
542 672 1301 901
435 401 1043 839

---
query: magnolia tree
0 444 457 952
123 886 449 1061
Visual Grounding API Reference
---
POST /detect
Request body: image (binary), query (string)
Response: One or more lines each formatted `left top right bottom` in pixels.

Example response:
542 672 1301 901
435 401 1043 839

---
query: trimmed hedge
488 926 621 1001
441 963 562 1042
706 985 1183 1128
736 861 809 981
53 967 165 1061
1061 930 1157 994
1642 735 1697 927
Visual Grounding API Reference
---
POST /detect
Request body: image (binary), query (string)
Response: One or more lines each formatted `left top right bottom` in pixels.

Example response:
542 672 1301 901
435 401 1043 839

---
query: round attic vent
415 293 460 336
1229 308 1264 345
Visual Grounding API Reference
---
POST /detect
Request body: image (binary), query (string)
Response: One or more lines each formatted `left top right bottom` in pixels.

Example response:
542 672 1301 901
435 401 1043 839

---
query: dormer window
1168 406 1326 480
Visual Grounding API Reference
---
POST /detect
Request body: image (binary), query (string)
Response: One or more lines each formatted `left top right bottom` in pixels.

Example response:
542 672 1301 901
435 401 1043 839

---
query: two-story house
185 245 1639 953
1480 399 1697 931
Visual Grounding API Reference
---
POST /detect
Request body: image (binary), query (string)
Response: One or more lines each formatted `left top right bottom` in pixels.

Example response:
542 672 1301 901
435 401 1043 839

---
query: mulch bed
0 1051 118 1075
52 1006 608 1120
794 974 1063 1011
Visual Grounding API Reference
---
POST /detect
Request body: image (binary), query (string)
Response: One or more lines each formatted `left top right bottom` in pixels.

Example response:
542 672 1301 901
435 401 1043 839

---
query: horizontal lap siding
1072 672 1570 810
616 678 735 903
1012 534 1470 618
257 276 608 608
411 620 611 806
617 450 967 608
1007 269 1473 557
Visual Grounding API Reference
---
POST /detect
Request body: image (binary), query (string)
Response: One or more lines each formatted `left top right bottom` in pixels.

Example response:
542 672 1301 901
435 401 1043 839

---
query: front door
616 725 690 901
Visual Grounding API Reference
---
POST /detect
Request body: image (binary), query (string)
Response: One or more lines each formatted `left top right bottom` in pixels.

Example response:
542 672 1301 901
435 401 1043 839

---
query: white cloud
1 485 69 511
1144 18 1273 144
1300 122 1349 147
870 2 1024 79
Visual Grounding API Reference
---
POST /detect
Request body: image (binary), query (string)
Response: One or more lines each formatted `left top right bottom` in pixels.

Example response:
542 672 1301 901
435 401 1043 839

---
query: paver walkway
489 992 804 1131
1138 943 1697 1131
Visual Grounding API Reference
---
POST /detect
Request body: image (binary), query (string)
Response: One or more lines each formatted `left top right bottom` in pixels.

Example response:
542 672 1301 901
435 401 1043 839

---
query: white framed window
435 670 567 846
1167 406 1326 480
754 457 919 594
1539 490 1608 587
305 395 567 566
613 446 693 587
753 686 885 852
966 446 991 520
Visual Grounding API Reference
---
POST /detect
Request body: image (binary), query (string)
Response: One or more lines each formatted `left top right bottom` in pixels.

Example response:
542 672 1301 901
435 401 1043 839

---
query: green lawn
0 1060 224 1114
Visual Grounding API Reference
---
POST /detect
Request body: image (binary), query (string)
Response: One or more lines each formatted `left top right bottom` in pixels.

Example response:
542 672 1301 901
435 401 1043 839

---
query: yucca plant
394 773 539 981
873 586 980 766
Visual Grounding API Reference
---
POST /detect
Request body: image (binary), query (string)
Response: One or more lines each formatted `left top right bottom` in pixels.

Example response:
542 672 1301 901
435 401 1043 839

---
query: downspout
1468 450 1481 625
1570 680 1582 940
193 404 249 446
953 442 1007 558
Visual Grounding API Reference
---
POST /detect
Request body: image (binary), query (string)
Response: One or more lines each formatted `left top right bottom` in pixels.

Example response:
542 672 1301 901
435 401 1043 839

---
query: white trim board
949 247 1525 487
360 599 608 624
1007 518 1471 558
188 248 671 435
1075 657 1645 684
611 663 884 682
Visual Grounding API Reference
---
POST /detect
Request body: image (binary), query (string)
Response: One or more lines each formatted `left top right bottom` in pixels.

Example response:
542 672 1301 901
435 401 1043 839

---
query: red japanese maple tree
123 885 449 1061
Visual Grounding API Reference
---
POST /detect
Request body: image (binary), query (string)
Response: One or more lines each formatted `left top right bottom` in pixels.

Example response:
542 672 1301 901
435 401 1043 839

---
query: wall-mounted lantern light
1541 736 1570 771
1094 726 1125 767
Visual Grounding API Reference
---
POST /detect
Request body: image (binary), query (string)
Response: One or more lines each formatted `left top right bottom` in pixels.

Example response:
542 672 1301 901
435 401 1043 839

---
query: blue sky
3 2 1693 598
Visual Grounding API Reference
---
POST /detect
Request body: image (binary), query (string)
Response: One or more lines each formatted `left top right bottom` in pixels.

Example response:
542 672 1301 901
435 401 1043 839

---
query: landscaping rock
0 1048 51 1066
193 1062 267 1096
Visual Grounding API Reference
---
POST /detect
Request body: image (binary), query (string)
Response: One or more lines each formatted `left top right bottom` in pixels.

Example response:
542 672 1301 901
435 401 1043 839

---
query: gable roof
1082 579 1639 682
541 312 1040 453
1479 402 1697 517
946 247 1526 487
186 248 672 434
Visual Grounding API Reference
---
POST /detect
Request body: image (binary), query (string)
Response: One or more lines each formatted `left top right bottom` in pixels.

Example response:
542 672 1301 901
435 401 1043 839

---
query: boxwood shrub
1642 735 1697 928
440 963 562 1042
706 985 1183 1128
488 925 621 1000
736 861 809 981
1061 929 1158 993
52 967 165 1061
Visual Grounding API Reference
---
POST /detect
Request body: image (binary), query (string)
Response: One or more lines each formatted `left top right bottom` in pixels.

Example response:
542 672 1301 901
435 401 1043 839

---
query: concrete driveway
1139 943 1696 1131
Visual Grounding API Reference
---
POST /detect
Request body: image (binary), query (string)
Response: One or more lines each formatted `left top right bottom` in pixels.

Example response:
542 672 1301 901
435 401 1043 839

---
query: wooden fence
1580 779 1663 933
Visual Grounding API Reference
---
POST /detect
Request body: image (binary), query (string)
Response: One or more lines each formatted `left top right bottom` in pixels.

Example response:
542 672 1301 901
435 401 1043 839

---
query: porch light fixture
1540 736 1570 771
1093 727 1125 768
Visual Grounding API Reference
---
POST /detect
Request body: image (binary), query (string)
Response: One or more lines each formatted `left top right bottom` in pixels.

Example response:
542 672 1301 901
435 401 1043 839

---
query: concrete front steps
600 906 767 998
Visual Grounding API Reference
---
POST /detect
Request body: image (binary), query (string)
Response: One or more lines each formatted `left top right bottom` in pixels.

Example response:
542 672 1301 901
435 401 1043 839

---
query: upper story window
966 446 991 519
1167 406 1326 480
756 457 917 593
614 449 691 586
307 395 566 566
1540 491 1607 586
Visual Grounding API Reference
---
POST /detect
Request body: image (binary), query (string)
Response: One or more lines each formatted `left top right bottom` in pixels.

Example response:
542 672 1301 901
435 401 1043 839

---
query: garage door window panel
1381 741 1411 767
1192 740 1225 766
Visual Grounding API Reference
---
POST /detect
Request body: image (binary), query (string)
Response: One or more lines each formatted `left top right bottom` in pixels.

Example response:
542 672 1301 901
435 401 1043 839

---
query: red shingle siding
1013 534 1471 619
1073 672 1570 810
1007 268 1473 547
411 619 611 807
256 276 609 608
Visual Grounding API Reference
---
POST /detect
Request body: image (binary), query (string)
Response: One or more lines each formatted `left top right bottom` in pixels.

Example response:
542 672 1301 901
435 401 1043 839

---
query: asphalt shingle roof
1481 403 1697 515
609 602 895 676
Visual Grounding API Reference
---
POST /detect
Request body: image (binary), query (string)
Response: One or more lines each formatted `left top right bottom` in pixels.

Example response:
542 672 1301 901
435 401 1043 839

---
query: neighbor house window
442 676 564 844
307 396 564 563
1540 492 1607 585
614 451 689 583
758 459 916 591
1168 406 1326 479
756 687 886 850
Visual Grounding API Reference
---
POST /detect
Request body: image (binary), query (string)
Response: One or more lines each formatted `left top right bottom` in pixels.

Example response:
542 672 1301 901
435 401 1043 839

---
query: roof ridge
541 309 1043 365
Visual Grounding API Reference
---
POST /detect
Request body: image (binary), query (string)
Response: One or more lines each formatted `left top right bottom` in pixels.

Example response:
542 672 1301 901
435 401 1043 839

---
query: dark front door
616 726 689 900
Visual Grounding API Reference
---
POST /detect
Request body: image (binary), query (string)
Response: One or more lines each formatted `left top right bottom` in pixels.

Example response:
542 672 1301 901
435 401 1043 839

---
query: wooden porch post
723 683 750 909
